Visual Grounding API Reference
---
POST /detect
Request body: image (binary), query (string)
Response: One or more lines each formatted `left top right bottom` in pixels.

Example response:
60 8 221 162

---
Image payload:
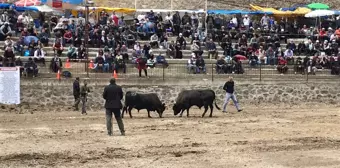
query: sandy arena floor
1 105 340 168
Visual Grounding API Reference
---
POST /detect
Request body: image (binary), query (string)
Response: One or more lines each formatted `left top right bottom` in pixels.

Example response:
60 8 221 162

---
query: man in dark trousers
80 80 90 115
73 77 80 111
222 76 242 113
103 78 125 136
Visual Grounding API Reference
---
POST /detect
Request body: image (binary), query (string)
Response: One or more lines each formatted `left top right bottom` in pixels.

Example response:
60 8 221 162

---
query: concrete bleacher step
36 71 335 81
2 49 225 58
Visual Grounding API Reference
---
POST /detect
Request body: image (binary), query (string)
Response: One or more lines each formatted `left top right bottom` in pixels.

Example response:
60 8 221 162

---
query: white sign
0 67 20 105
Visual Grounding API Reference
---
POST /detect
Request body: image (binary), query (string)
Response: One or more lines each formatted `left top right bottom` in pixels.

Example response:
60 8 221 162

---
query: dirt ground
1 105 340 168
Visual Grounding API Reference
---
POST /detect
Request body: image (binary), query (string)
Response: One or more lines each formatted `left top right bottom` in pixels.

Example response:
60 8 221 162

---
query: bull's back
198 89 216 102
124 91 138 106
176 89 216 105
126 92 162 110
139 93 162 106
176 90 200 103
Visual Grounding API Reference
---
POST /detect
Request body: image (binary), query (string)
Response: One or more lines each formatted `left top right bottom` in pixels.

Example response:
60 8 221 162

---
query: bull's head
173 104 181 116
156 103 166 118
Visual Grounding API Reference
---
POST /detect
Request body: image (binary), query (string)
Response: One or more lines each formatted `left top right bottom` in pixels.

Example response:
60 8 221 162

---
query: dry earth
1 105 340 168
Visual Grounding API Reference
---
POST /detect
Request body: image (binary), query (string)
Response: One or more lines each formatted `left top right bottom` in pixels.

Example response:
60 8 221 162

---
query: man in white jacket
34 47 46 65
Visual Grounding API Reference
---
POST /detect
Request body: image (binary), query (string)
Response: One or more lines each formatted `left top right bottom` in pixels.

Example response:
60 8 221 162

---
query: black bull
122 92 166 118
173 89 221 117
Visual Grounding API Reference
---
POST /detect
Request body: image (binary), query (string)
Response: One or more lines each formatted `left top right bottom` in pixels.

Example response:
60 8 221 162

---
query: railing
15 60 340 83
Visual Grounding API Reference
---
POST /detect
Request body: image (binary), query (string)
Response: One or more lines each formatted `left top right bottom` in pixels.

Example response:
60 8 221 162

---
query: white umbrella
33 5 55 12
305 10 335 18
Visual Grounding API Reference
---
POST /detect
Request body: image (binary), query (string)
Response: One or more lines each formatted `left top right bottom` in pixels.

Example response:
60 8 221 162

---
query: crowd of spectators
0 7 340 77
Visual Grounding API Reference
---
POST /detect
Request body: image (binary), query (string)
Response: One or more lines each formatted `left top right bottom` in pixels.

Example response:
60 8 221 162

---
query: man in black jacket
103 78 125 136
73 77 80 111
222 76 242 113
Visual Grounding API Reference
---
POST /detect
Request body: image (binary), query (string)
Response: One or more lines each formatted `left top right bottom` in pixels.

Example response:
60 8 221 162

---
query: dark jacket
73 80 80 96
103 83 123 109
223 81 234 94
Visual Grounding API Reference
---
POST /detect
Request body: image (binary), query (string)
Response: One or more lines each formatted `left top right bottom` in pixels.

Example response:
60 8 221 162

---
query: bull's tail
214 100 221 110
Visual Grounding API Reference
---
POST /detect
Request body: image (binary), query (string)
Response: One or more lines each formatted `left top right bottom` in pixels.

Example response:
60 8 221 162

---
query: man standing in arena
73 77 80 111
103 78 125 136
80 80 90 115
222 76 242 113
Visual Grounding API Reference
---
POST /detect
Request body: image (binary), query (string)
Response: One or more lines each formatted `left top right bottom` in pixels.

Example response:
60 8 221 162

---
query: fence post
259 63 262 81
162 64 165 81
211 63 214 82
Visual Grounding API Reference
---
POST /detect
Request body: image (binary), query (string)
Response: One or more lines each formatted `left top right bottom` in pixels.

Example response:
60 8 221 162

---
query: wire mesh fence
15 60 340 83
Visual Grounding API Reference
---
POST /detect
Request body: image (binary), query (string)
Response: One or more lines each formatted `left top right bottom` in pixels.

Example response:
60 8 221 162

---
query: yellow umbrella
292 7 311 15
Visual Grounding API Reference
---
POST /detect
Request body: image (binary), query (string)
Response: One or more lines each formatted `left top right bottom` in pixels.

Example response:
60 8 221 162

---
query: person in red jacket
63 30 73 44
277 57 288 74
136 56 148 78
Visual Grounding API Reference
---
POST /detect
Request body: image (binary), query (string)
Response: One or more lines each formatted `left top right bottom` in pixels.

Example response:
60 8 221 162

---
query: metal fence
18 60 340 83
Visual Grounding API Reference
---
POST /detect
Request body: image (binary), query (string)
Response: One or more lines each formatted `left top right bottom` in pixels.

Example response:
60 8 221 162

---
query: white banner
0 67 20 105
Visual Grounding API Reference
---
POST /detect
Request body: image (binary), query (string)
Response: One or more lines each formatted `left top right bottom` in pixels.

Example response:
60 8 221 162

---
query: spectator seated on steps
33 47 46 65
207 38 218 59
284 48 294 65
182 22 192 38
156 54 168 67
38 28 49 46
191 41 202 57
94 50 109 72
216 56 227 74
146 57 156 68
249 51 259 68
187 53 197 74
15 56 24 77
4 36 13 50
120 45 129 62
0 22 12 40
224 55 234 74
126 32 136 49
113 54 126 73
167 41 175 58
53 38 64 56
176 33 186 50
14 37 25 55
150 33 159 48
24 57 38 77
234 57 244 74
63 30 73 44
67 44 77 59
3 46 15 67
50 55 62 73
27 39 37 56
294 57 305 75
307 56 316 75
331 55 340 75
277 57 288 75
77 45 87 59
196 55 206 74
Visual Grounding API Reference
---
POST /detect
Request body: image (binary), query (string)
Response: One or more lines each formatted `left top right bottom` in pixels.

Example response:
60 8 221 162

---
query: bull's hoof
148 116 152 118
209 115 213 117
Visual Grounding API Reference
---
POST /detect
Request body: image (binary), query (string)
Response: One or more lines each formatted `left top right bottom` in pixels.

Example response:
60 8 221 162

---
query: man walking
80 80 90 115
103 78 125 136
222 76 242 113
73 77 80 111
